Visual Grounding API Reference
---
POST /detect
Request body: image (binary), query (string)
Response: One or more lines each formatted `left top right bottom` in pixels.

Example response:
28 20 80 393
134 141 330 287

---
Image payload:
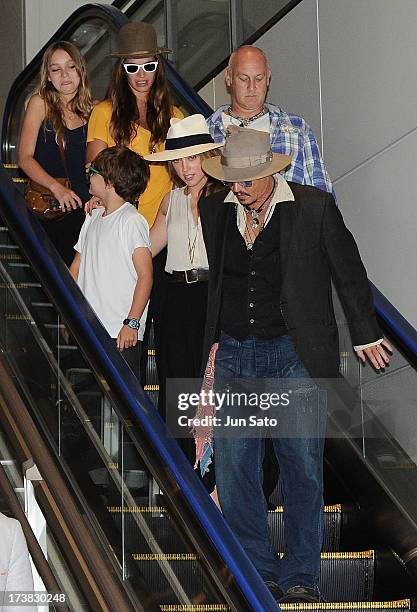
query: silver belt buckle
185 269 198 283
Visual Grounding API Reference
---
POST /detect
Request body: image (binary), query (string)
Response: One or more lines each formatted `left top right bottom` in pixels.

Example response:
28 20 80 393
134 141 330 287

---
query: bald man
207 46 333 194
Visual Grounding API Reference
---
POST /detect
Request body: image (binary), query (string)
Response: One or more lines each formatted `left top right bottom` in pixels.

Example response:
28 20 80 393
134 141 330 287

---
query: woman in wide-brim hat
86 21 183 227
145 114 223 472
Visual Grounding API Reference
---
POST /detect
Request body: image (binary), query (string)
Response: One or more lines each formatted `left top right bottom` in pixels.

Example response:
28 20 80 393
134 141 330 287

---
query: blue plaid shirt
207 103 334 195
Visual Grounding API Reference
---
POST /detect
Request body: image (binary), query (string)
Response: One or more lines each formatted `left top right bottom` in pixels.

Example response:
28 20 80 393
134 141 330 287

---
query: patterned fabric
193 342 218 475
207 103 334 195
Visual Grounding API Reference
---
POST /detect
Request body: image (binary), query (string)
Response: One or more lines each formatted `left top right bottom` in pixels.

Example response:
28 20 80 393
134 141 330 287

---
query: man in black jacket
200 126 391 603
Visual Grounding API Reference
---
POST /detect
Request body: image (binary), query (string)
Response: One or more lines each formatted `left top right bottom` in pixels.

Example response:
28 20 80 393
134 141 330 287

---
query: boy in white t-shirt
70 147 153 378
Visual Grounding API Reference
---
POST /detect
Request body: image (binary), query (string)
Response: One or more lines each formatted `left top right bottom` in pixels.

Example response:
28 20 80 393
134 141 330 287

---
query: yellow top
87 100 184 227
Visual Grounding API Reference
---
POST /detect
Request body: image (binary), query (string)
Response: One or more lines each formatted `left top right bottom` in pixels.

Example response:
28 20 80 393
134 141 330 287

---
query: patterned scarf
192 342 218 475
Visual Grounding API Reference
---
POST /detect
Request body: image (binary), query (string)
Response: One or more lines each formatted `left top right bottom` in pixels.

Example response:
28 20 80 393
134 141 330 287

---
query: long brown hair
169 149 224 200
108 56 172 153
38 41 93 149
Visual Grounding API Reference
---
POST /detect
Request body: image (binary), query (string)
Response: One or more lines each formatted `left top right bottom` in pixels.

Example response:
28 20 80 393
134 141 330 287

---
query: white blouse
165 187 209 273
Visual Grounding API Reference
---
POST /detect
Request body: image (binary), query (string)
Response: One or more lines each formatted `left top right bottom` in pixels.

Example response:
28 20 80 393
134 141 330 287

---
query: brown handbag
25 177 70 220
25 132 76 220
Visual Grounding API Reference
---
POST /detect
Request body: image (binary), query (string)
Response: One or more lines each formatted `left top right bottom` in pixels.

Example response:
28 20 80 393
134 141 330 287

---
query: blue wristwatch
123 318 140 330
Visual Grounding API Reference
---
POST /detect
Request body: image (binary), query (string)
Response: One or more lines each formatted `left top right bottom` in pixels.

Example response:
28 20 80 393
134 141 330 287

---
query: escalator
0 7 278 610
1 3 417 611
0 145 275 609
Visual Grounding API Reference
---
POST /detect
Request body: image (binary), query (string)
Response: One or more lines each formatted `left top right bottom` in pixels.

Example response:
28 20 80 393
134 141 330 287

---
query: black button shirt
220 205 287 340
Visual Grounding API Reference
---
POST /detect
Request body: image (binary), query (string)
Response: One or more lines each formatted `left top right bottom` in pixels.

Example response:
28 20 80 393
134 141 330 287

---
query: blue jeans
214 333 327 592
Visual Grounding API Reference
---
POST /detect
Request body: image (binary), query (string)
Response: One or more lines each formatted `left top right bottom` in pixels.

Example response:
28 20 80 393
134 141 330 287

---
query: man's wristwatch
123 318 140 330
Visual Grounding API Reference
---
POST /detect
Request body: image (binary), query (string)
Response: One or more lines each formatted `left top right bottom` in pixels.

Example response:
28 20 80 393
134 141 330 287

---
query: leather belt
170 269 209 283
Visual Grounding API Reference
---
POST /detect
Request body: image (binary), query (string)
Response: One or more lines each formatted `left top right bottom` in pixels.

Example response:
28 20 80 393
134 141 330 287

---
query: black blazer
199 183 381 379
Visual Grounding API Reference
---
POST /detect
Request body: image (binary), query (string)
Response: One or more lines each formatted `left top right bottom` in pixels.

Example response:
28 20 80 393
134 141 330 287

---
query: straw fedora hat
109 22 172 58
144 115 223 162
202 126 291 182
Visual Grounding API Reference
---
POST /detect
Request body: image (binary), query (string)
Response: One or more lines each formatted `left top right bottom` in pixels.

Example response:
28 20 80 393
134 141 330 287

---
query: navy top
33 121 90 203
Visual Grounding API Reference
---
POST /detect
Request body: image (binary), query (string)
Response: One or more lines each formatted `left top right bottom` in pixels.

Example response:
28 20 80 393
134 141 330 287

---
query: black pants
114 340 142 381
140 249 168 391
159 279 208 462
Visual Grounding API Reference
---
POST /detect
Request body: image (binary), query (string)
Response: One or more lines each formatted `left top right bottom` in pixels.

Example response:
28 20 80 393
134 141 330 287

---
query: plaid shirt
207 103 334 195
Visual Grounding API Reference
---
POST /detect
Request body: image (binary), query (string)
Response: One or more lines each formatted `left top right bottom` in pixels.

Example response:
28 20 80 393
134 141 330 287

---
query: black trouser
114 340 142 380
140 249 168 394
263 438 280 506
159 279 208 463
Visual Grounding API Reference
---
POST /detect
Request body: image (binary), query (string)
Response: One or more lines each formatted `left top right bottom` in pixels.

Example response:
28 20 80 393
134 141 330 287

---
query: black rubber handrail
371 282 417 368
1 2 212 161
188 0 304 91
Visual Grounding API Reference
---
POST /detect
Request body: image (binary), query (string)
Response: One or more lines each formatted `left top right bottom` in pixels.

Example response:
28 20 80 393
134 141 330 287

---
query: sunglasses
122 61 159 74
85 165 101 180
221 180 253 188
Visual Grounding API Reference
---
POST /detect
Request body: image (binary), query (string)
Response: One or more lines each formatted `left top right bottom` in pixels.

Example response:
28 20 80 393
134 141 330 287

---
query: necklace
243 204 275 251
226 106 268 127
243 178 276 230
239 178 276 250
186 195 199 265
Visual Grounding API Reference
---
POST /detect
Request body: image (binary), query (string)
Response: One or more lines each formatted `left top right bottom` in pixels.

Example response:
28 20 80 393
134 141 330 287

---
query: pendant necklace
186 195 198 265
241 179 276 250
226 106 268 127
243 178 276 230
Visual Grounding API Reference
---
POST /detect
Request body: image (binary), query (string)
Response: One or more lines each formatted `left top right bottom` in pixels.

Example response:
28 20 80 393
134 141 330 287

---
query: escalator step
279 602 410 611
317 551 375 602
144 384 160 391
129 546 378 606
269 504 341 552
159 607 229 611
157 604 412 611
0 253 23 261
119 504 375 603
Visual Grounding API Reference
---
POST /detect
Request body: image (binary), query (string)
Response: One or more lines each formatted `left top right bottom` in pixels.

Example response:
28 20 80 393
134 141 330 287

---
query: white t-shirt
74 202 150 340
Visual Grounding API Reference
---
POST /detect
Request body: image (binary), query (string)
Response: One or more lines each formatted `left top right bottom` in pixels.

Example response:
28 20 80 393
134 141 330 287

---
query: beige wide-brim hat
202 125 291 182
109 22 172 58
144 114 223 162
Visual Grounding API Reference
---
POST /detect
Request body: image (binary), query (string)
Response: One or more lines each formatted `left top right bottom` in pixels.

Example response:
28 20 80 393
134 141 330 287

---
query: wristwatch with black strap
123 318 140 330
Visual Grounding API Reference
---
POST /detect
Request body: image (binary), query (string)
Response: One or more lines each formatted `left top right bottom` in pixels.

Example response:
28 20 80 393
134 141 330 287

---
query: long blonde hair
38 41 93 149
169 149 223 199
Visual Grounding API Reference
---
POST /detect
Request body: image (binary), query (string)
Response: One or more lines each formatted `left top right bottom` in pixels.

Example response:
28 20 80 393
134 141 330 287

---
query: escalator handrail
371 282 417 367
164 60 213 118
0 461 65 606
112 0 132 9
0 172 278 610
1 4 129 162
1 2 213 162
